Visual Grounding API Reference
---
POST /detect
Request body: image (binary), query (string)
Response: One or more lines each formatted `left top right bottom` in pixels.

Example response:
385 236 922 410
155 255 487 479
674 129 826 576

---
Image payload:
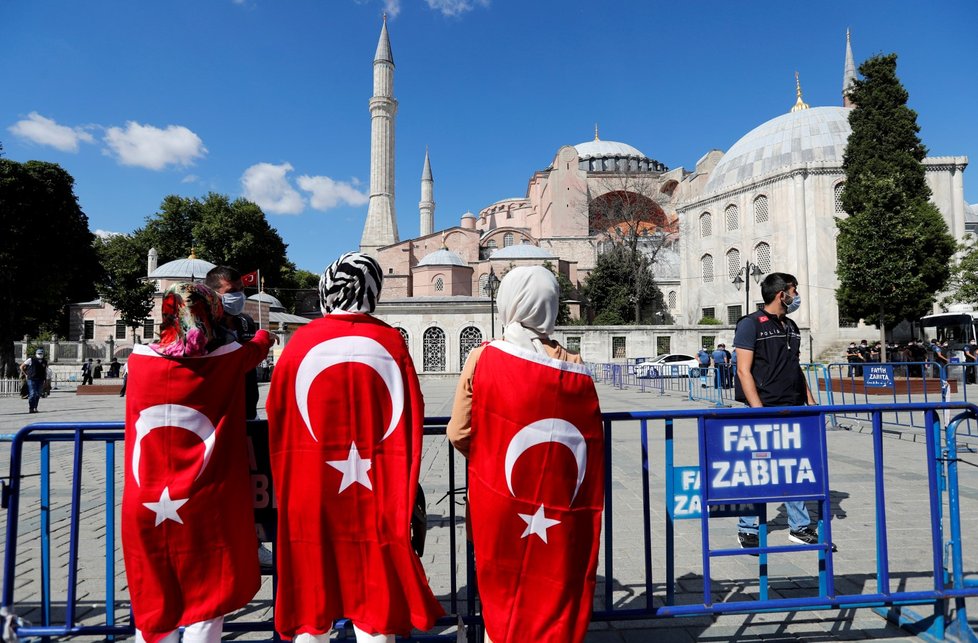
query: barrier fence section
4 404 978 641
589 362 732 405
817 362 978 438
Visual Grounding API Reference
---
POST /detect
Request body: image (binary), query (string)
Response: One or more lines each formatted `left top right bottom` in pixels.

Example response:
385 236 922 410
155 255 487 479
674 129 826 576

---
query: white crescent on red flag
241 270 259 287
267 313 444 639
121 332 275 643
469 340 604 643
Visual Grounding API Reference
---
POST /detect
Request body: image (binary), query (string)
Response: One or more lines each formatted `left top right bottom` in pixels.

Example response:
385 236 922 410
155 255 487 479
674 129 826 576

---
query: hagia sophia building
70 21 974 374
360 21 973 372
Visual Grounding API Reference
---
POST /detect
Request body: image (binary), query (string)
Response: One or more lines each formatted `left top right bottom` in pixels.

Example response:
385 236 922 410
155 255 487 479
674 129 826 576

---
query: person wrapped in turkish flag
267 252 444 643
122 282 275 643
447 266 604 643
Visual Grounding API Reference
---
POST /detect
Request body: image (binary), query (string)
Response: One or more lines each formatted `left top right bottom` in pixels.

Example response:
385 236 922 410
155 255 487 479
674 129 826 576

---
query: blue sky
3 0 977 273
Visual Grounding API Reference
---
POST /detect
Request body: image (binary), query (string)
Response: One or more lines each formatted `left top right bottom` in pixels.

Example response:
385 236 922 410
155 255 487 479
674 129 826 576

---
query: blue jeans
26 379 43 411
738 501 810 534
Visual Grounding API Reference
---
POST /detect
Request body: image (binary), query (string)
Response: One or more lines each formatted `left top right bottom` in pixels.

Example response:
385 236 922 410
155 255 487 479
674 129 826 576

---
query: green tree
836 53 955 353
944 235 978 306
541 261 573 325
0 160 101 376
582 246 672 325
96 234 156 341
133 192 298 303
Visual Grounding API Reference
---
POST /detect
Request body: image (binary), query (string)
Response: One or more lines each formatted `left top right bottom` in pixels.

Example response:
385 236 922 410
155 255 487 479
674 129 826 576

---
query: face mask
222 291 246 316
786 293 801 315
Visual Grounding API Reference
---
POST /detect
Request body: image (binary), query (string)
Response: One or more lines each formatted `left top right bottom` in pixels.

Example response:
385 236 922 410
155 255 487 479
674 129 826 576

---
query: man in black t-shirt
733 272 822 550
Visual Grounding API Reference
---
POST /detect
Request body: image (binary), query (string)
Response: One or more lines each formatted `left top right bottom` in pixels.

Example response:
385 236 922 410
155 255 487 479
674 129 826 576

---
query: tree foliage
0 159 101 376
836 53 955 328
541 261 574 325
582 246 672 325
944 235 978 306
95 234 156 340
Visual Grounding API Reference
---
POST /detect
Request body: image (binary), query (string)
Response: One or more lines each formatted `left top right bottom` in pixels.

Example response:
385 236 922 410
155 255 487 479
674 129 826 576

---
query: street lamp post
485 266 501 339
732 262 764 312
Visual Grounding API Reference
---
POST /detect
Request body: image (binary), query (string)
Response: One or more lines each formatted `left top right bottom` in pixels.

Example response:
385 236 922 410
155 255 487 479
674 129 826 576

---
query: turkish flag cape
122 333 274 642
267 313 444 638
469 340 604 643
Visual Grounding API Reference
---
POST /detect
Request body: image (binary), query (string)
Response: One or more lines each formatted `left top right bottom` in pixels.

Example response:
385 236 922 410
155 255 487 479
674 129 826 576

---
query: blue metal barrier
4 404 978 641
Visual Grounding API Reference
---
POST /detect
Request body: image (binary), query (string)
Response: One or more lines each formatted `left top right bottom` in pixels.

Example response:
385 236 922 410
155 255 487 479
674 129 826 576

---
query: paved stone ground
2 377 978 641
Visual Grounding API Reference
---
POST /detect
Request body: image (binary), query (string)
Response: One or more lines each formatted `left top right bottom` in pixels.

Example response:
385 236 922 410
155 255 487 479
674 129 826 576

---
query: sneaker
738 532 758 549
257 543 274 574
788 526 820 545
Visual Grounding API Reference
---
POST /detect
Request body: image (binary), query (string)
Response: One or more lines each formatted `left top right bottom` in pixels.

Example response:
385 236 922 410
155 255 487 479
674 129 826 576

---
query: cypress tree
836 53 955 341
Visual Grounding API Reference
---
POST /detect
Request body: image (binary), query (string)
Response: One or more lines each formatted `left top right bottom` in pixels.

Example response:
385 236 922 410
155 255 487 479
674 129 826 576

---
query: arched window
834 182 846 214
423 327 446 372
754 195 769 223
397 327 409 347
701 254 714 283
434 277 444 292
503 232 515 247
754 242 772 273
725 204 739 231
478 273 489 295
700 212 712 237
726 248 741 279
459 326 483 370
487 239 497 249
668 290 677 309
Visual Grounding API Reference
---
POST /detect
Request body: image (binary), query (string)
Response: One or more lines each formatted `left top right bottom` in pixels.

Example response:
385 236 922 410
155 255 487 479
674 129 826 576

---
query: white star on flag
327 441 373 492
518 504 561 543
143 486 189 526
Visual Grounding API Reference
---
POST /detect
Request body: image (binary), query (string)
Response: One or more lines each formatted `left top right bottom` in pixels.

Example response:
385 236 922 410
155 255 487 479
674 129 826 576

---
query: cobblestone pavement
3 377 977 641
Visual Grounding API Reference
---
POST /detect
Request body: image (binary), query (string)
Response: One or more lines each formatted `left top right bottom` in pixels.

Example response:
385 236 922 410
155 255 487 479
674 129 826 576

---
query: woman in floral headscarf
122 282 275 643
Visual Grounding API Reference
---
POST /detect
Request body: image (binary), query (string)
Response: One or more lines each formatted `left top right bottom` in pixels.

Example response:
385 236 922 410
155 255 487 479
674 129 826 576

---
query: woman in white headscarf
447 265 582 455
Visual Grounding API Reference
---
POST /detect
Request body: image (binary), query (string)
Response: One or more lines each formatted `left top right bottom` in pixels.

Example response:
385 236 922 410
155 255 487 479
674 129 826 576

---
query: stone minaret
419 148 435 237
147 247 158 275
843 29 857 108
360 15 399 257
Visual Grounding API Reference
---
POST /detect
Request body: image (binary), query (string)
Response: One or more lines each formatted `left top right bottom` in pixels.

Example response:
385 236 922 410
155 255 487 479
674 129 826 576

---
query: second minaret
419 148 435 237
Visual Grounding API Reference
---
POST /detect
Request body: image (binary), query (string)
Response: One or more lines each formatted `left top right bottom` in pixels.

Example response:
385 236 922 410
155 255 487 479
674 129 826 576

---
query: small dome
704 106 852 194
248 292 284 310
490 244 555 260
574 139 648 160
461 211 476 219
148 256 217 279
417 248 467 267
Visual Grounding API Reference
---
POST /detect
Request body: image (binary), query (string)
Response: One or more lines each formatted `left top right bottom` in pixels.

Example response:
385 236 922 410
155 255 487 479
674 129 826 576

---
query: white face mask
222 291 246 316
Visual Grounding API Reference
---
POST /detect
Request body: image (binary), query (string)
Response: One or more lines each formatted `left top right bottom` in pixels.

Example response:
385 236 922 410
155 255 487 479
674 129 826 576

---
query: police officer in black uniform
733 272 824 549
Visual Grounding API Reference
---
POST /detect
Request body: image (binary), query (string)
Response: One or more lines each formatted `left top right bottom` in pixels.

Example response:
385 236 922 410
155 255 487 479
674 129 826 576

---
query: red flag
122 332 275 642
267 314 444 638
241 270 259 287
469 340 604 643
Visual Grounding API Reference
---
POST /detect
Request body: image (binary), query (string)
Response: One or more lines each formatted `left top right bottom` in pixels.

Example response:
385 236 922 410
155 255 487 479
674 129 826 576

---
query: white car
635 354 700 378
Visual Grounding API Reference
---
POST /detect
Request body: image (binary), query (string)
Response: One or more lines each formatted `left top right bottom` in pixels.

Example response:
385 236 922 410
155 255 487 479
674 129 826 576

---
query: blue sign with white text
703 414 826 504
672 466 763 520
864 364 894 388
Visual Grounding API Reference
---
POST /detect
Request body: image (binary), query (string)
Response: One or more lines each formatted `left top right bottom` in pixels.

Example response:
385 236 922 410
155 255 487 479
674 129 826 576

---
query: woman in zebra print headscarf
319 251 384 315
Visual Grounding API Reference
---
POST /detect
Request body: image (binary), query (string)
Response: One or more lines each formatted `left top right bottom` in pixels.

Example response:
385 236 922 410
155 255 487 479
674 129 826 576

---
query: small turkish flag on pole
241 270 259 287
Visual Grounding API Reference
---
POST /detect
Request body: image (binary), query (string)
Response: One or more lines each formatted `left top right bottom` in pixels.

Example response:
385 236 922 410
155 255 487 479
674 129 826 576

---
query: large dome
148 256 216 279
574 139 648 160
704 106 852 194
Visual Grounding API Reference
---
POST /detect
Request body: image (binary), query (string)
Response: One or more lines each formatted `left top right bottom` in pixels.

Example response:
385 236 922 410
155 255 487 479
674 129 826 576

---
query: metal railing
4 404 978 640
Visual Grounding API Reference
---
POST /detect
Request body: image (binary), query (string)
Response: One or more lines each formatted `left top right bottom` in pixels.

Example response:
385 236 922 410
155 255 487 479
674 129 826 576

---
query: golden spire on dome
188 247 197 259
594 122 600 141
791 71 810 113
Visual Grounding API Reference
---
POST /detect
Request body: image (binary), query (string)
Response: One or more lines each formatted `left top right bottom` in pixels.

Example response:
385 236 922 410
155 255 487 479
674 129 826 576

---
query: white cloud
297 175 369 210
383 0 401 17
181 174 200 184
94 229 124 239
424 0 488 17
8 112 94 152
241 162 305 214
103 121 207 170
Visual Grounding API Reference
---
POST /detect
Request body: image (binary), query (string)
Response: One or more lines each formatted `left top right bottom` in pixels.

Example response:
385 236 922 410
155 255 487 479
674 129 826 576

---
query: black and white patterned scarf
319 252 383 315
